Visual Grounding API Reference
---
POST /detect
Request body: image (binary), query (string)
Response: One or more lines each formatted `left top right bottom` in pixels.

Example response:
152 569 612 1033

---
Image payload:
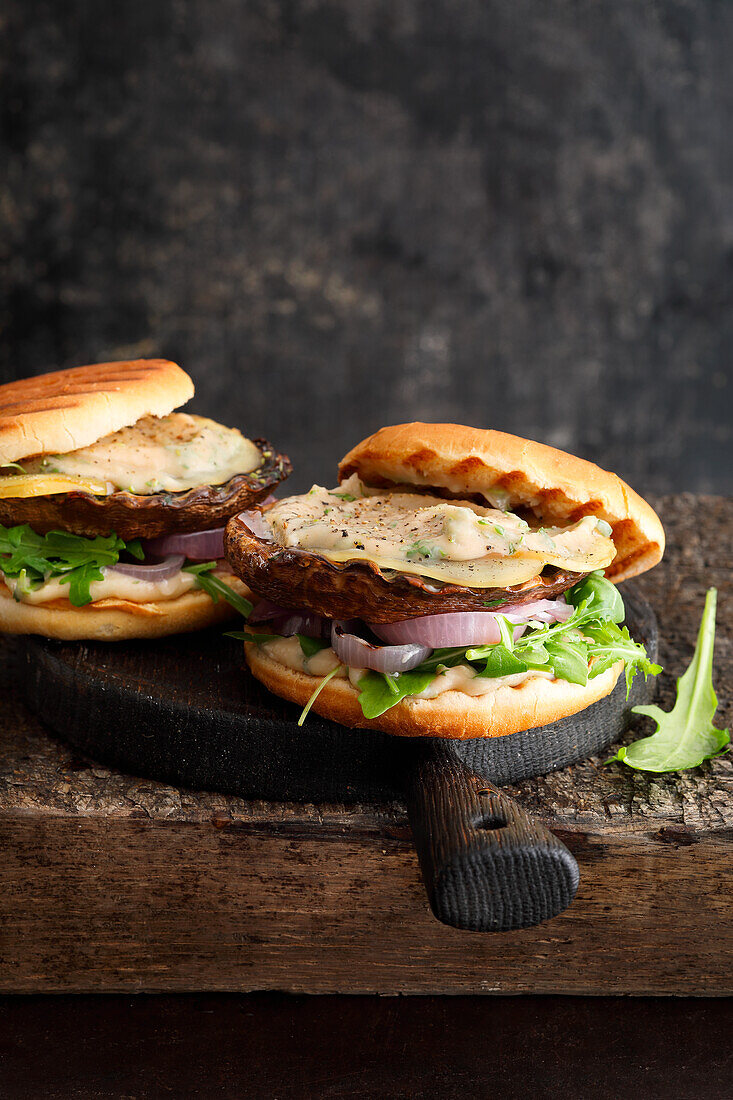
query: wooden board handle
405 746 580 931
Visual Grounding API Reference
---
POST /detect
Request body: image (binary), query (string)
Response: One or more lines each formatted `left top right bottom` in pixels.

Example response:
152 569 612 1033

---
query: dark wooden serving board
13 590 654 805
1 495 731 991
11 588 658 933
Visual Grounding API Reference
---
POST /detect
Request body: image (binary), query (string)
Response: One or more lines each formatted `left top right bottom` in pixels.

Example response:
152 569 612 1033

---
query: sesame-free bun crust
339 423 664 583
245 643 623 740
0 359 194 464
0 574 251 641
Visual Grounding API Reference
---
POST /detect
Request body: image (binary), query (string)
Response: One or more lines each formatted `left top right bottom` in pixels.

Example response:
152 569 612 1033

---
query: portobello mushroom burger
0 359 290 639
225 423 664 739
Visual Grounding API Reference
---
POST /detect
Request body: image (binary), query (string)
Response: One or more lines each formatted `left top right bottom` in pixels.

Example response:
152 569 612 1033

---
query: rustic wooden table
1 494 731 995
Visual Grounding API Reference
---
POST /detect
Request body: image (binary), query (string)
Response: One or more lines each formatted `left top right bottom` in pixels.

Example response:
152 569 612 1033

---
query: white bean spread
1 563 237 606
260 635 556 698
263 474 616 589
19 414 262 495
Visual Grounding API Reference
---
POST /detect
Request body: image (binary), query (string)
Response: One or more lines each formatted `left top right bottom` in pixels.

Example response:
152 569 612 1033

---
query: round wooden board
14 586 658 804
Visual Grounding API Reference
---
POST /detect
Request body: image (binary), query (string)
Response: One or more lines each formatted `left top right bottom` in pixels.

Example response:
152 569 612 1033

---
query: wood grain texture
0 494 731 993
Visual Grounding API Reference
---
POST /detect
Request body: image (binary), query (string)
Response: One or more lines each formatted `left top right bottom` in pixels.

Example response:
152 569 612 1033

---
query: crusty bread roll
0 359 194 464
245 642 623 740
339 423 664 583
0 574 251 641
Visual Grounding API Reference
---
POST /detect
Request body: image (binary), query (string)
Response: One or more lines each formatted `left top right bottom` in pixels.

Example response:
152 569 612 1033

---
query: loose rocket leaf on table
609 588 729 773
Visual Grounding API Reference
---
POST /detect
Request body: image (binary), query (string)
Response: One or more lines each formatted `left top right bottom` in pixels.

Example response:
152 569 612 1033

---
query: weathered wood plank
1 816 730 994
0 494 731 993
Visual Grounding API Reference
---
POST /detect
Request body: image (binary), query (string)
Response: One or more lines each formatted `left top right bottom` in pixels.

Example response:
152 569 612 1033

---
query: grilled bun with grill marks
0 359 194 465
339 423 664 582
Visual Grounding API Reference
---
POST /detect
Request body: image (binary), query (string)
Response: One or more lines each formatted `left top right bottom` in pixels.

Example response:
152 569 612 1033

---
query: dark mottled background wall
2 0 732 493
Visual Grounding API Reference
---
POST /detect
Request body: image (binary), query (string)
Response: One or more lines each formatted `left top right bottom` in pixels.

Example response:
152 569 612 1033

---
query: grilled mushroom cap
0 439 291 539
224 509 588 623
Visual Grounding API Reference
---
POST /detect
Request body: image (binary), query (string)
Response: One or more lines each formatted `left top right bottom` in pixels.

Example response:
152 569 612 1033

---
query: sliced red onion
141 527 226 561
369 598 573 648
274 612 326 639
249 598 326 639
109 554 186 582
249 597 291 623
506 597 574 623
331 621 430 673
236 509 273 540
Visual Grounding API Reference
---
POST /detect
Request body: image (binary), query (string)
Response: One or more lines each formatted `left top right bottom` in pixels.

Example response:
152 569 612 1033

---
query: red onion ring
141 527 226 561
249 597 292 623
369 599 573 648
109 554 186 582
331 621 430 673
272 612 326 639
249 598 326 639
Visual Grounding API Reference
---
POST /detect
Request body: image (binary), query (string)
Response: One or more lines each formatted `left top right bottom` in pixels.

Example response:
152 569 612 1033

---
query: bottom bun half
0 575 252 641
244 644 623 740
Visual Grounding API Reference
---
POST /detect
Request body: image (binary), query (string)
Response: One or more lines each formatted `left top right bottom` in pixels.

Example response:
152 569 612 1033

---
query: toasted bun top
338 423 664 582
0 359 194 464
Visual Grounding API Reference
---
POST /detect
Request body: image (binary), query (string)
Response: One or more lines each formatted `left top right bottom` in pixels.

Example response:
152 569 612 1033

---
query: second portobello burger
0 359 290 639
225 423 664 738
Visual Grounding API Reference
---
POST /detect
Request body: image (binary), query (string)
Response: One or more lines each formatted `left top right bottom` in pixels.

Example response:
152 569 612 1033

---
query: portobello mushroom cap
0 439 291 539
224 509 589 624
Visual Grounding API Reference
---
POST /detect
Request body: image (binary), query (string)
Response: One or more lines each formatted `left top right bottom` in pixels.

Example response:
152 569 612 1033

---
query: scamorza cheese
4 414 261 496
262 474 616 589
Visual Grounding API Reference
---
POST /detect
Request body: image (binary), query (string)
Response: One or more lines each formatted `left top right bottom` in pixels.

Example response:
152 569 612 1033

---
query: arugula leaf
409 646 469 674
298 665 343 726
298 634 329 658
472 644 529 679
515 640 551 669
566 570 624 623
544 636 589 685
583 620 661 694
126 538 145 561
609 588 729 772
183 561 253 618
0 524 139 607
226 628 329 657
494 613 516 651
66 563 105 606
357 669 437 718
225 630 284 645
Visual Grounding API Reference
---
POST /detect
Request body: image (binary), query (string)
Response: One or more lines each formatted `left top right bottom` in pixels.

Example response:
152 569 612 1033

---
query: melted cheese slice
8 413 261 496
263 475 616 589
0 473 110 498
